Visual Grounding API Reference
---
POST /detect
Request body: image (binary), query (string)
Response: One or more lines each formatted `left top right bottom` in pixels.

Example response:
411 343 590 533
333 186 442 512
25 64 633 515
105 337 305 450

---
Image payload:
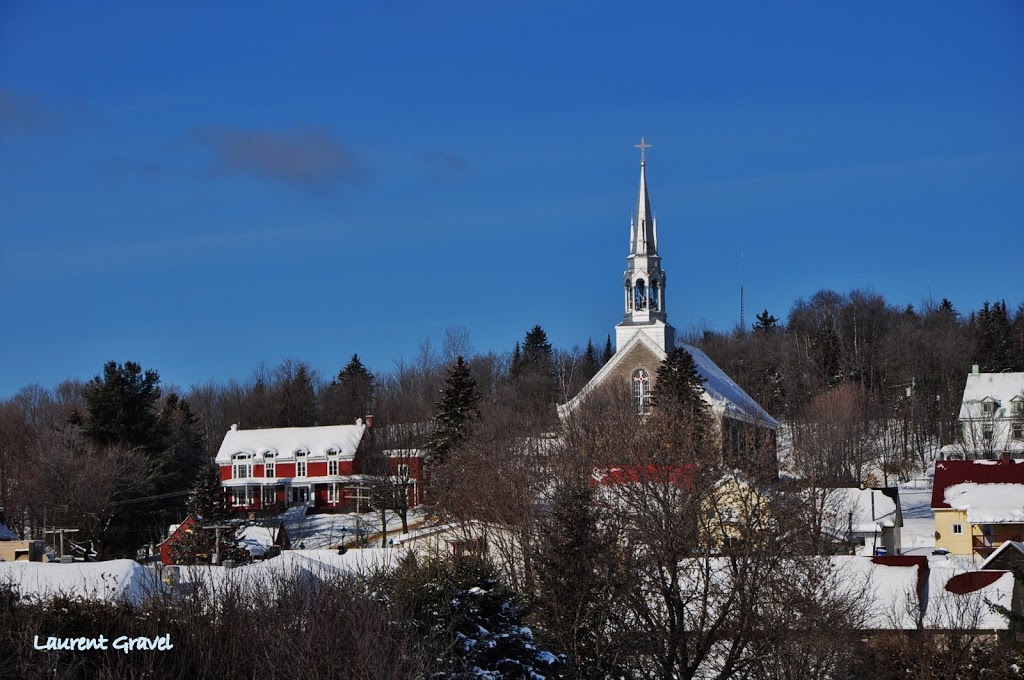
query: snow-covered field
271 505 427 550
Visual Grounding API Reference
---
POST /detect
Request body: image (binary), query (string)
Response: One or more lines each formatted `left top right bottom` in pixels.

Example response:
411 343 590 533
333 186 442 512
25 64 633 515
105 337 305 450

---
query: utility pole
203 524 232 565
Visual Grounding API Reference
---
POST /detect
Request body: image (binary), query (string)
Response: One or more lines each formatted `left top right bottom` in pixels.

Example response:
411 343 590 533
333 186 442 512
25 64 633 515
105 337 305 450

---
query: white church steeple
616 137 675 353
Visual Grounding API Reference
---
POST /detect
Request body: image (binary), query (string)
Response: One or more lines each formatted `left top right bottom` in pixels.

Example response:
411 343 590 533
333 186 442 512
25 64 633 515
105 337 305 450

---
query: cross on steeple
634 136 651 163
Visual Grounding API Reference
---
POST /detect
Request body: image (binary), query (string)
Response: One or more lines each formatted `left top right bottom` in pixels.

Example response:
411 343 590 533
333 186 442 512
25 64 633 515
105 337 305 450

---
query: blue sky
2 2 1022 396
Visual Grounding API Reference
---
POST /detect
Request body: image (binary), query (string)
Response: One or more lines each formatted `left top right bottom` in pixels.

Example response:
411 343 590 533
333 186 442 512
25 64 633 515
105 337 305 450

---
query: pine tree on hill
82 360 163 451
522 325 553 368
428 356 481 462
753 309 779 334
602 335 614 365
580 338 599 383
336 354 375 424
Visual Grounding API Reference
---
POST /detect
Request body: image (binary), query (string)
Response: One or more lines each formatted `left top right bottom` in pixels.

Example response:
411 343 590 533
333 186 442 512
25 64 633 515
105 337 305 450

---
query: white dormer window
981 398 999 416
232 453 253 479
1012 397 1024 417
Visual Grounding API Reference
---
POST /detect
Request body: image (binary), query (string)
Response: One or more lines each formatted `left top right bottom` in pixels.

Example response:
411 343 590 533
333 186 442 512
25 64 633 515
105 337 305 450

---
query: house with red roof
932 457 1024 556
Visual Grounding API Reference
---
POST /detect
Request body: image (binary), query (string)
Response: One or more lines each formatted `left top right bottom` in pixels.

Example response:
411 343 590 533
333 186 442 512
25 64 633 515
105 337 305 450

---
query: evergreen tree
511 326 557 422
522 325 553 368
187 463 228 523
82 361 163 451
335 354 375 424
653 347 712 442
428 356 481 462
580 338 599 383
510 342 522 377
974 300 1018 372
154 393 207 495
753 309 779 334
534 482 626 678
602 334 614 365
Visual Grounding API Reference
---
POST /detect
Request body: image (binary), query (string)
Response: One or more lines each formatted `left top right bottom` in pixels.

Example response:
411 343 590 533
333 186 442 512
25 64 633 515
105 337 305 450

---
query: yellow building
932 458 1024 556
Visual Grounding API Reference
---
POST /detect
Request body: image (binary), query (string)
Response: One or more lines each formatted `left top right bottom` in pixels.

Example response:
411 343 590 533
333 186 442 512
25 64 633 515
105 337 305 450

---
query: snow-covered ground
269 505 427 550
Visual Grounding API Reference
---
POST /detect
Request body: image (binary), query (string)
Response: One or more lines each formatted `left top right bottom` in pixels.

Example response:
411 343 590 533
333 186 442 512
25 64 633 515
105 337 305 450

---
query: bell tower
615 137 676 352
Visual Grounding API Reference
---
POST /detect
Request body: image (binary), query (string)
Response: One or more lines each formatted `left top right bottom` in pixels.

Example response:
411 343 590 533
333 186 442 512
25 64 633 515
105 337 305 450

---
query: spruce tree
602 335 614 365
580 338 599 383
753 309 779 334
187 463 228 523
336 354 375 424
653 348 711 439
82 360 163 451
428 356 481 462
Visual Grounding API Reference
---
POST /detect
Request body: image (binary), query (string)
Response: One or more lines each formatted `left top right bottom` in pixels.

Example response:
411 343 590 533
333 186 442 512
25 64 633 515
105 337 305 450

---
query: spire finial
634 136 651 164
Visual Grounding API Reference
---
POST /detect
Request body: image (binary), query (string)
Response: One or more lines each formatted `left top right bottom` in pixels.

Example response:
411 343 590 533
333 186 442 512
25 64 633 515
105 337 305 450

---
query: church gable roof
558 334 777 429
680 343 778 429
558 332 665 418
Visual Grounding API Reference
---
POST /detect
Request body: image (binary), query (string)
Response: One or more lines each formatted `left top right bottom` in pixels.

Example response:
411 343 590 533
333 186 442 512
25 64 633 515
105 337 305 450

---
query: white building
952 366 1024 457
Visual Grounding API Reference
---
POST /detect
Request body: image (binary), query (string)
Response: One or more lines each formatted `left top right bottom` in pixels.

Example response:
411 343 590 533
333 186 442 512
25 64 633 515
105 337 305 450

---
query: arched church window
634 279 647 311
650 280 660 312
632 369 651 415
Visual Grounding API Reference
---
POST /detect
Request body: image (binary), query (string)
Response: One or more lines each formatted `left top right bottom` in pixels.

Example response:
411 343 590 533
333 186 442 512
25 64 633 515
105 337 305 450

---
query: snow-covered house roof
959 371 1024 419
925 558 1014 630
0 559 158 604
825 487 901 534
931 459 1024 514
942 483 1024 524
215 423 367 465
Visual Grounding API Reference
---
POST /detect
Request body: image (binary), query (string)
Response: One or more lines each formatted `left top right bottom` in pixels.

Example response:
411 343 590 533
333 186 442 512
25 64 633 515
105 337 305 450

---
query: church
558 139 779 477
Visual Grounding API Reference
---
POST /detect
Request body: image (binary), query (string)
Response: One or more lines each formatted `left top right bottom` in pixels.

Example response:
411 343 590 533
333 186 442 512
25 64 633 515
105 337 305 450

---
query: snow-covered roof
959 371 1024 419
943 482 1024 524
680 343 779 429
215 423 366 464
832 556 922 630
825 487 900 534
0 559 158 604
558 331 777 429
236 525 284 558
925 558 1013 630
931 459 1024 509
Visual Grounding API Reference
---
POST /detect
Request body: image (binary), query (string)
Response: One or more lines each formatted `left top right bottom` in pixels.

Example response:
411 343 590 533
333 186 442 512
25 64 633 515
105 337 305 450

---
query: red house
216 420 426 513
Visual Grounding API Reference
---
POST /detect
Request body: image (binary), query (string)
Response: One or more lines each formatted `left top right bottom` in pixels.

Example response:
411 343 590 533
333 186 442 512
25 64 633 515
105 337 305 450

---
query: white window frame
296 460 307 477
232 453 253 480
396 463 410 478
264 461 275 478
328 460 339 476
952 523 964 535
232 487 253 508
262 486 276 507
